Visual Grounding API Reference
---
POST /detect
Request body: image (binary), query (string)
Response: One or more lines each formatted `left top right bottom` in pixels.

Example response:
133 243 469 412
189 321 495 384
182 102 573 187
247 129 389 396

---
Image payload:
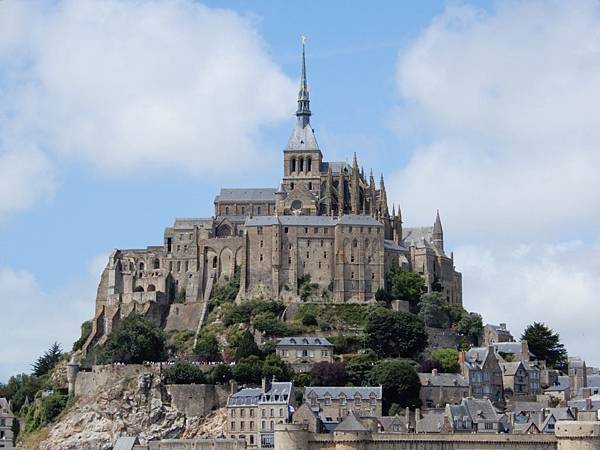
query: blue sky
2 0 600 381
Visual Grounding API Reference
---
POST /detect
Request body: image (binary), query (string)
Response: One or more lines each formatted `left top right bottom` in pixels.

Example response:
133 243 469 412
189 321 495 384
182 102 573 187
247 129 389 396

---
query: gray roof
320 161 351 174
228 388 262 406
305 386 382 400
261 382 293 404
0 398 12 415
462 398 499 422
277 336 333 347
418 372 468 388
402 226 433 247
588 375 600 387
285 121 320 151
384 239 408 252
512 401 547 414
173 218 213 229
493 342 530 356
545 376 570 392
245 214 382 227
215 188 277 203
335 411 368 432
113 437 139 450
416 412 445 433
500 361 524 376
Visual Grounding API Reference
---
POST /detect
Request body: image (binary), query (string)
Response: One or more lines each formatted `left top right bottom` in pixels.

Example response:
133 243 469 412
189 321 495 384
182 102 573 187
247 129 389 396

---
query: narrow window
351 272 354 279
304 227 308 234
291 182 294 190
324 251 327 258
308 182 313 190
320 240 324 246
284 227 289 234
241 206 245 215
260 254 263 262
260 240 263 248
306 251 310 259
257 206 261 214
307 157 312 172
225 206 229 215
299 157 304 172
288 257 292 264
291 158 296 172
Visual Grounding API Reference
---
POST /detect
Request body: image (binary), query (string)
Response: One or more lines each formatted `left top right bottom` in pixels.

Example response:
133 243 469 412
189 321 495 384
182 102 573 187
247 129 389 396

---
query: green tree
309 361 347 386
262 354 294 381
0 374 43 414
72 321 92 352
233 331 261 360
208 364 233 384
32 342 63 377
521 322 567 368
162 361 206 384
365 308 428 359
252 312 290 337
367 359 421 413
212 266 241 304
301 312 318 327
101 313 166 364
386 270 427 308
431 348 460 373
193 333 221 362
232 356 263 385
345 352 378 386
457 312 483 345
418 293 450 328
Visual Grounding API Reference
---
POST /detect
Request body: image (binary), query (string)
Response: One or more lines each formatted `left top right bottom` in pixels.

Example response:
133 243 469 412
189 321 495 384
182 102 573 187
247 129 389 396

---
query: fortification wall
75 364 161 397
164 303 204 332
166 384 228 418
145 438 246 450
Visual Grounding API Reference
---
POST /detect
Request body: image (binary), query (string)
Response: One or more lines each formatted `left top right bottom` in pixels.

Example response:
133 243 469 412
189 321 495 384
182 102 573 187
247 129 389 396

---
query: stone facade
304 386 382 423
275 337 334 372
225 380 293 448
418 369 469 409
460 346 504 405
0 398 14 449
483 323 514 345
82 42 462 354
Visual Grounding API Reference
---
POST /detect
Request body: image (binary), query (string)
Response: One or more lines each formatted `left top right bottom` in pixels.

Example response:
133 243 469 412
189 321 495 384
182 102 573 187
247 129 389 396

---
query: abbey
83 43 461 352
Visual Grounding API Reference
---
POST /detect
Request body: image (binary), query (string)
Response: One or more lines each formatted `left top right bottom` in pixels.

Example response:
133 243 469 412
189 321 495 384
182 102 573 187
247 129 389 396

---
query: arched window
138 262 144 271
134 286 144 292
307 157 312 172
153 258 160 269
147 284 156 292
308 182 312 190
212 256 218 269
299 157 304 172
291 158 296 172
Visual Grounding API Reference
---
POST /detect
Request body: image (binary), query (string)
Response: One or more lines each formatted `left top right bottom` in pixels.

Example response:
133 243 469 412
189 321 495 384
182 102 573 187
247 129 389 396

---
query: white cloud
0 148 56 219
389 0 600 238
0 0 296 217
0 256 106 382
457 240 600 366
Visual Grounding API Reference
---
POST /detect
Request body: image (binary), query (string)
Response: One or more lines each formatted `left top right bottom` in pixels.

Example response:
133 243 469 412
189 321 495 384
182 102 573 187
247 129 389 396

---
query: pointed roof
335 411 368 432
297 35 310 118
433 210 443 236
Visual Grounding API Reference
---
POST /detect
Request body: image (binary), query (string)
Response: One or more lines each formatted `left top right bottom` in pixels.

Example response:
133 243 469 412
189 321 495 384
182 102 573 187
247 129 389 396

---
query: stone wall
164 303 204 332
166 384 228 418
142 438 246 450
75 364 161 397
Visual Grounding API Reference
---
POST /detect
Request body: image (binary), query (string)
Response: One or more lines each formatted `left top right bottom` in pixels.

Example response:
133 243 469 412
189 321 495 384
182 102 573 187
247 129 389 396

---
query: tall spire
296 35 311 125
433 210 444 252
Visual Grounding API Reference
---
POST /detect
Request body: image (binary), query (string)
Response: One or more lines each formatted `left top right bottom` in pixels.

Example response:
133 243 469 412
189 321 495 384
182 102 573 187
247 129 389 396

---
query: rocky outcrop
37 367 226 450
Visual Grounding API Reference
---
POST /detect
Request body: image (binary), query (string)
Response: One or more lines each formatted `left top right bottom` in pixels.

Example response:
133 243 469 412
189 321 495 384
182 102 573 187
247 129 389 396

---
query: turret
379 174 389 218
67 356 80 395
433 210 444 252
350 153 360 214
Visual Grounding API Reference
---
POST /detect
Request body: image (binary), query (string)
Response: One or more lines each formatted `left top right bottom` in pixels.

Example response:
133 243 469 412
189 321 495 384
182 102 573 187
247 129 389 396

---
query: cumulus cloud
0 0 296 218
457 240 600 366
0 255 106 382
389 0 600 238
0 148 56 219
389 1 600 364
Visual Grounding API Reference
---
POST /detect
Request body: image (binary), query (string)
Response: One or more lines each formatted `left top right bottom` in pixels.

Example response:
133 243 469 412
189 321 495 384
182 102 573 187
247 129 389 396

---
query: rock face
38 368 226 450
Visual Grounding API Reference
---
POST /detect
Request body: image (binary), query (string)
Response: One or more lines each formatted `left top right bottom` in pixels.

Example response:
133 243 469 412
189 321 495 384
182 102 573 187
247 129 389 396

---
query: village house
304 386 382 423
418 369 469 409
275 336 334 372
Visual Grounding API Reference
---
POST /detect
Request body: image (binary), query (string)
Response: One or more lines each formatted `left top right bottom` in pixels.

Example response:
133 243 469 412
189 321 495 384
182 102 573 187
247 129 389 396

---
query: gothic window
225 206 229 215
169 262 173 271
257 226 263 235
299 157 304 172
139 262 145 271
306 251 310 258
307 157 312 172
324 251 327 258
241 206 245 215
185 261 189 272
324 228 329 235
353 239 358 248
291 158 296 172
177 261 181 272
351 272 354 279
284 227 289 234
134 286 144 292
257 206 261 214
260 254 263 262
307 240 310 247
291 182 294 190
147 284 156 292
288 257 291 264
304 227 308 234
308 182 312 190
371 272 375 279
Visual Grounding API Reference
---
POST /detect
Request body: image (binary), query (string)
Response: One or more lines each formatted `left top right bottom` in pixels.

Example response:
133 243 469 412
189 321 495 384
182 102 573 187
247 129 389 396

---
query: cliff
30 365 227 450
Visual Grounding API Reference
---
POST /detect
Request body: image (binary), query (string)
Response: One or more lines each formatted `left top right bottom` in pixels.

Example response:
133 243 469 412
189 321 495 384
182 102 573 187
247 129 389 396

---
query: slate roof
588 375 600 387
245 214 383 227
305 386 382 400
545 376 570 392
402 227 433 247
228 388 262 407
384 239 408 252
493 342 532 357
0 398 12 415
261 382 293 404
113 437 139 450
418 372 468 387
416 412 445 433
214 188 277 203
512 401 547 414
172 218 213 228
277 336 333 347
500 361 524 376
285 121 320 151
335 411 368 432
320 161 351 174
378 415 407 432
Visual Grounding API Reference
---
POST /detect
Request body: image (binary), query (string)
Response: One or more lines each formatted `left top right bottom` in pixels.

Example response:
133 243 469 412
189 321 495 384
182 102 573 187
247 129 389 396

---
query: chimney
583 387 592 399
521 340 530 361
262 377 271 393
459 351 466 374
229 379 238 395
432 368 438 376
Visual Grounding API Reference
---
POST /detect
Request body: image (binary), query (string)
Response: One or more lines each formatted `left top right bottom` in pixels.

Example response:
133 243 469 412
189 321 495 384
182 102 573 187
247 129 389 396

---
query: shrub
344 352 378 385
418 293 450 328
193 333 221 362
162 361 206 384
431 348 460 373
262 354 294 381
301 312 318 327
233 331 261 360
232 356 263 385
72 321 92 352
208 364 233 384
101 313 166 364
327 335 364 355
212 266 241 305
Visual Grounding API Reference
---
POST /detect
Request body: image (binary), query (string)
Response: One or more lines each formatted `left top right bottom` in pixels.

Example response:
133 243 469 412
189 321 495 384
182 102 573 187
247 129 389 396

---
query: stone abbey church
83 44 462 352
